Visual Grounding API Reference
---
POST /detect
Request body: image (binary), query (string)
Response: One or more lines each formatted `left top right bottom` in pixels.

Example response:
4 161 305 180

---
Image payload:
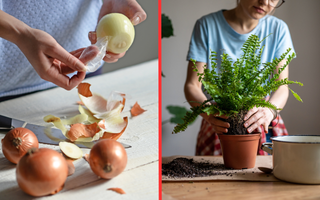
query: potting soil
162 157 232 178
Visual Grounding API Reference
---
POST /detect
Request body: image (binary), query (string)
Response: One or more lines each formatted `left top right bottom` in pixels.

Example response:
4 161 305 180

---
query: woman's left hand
244 107 274 133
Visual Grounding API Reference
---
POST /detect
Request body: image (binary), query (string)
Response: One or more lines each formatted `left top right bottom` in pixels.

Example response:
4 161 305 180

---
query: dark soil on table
162 158 233 178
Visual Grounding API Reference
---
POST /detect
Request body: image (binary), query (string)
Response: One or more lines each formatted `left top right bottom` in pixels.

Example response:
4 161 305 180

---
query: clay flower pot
218 133 261 169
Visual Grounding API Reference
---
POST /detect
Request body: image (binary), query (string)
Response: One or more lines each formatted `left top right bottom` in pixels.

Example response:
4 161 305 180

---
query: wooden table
0 60 159 200
162 155 320 200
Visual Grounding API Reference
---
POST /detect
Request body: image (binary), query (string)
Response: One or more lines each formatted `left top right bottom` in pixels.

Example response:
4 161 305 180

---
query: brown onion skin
2 127 39 164
16 148 68 197
89 139 127 179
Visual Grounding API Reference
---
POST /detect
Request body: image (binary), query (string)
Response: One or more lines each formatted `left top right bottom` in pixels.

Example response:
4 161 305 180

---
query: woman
185 0 293 155
0 0 146 101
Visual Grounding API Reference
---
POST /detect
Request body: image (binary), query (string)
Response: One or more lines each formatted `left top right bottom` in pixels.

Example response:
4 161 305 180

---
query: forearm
0 10 30 45
184 61 213 120
268 60 290 112
184 61 208 108
269 85 289 111
184 83 208 108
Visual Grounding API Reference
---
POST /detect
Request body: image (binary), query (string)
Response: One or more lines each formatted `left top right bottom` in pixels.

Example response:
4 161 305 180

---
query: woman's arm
184 61 230 134
244 59 289 133
0 10 89 90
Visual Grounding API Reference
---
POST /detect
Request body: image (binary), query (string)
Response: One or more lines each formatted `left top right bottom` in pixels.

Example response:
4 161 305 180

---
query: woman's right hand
202 113 230 134
16 28 94 90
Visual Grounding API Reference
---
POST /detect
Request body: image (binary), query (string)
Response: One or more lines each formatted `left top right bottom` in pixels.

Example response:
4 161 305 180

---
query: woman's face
239 0 275 20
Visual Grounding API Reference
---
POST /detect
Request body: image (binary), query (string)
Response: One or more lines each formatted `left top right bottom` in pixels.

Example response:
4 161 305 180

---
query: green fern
173 34 303 134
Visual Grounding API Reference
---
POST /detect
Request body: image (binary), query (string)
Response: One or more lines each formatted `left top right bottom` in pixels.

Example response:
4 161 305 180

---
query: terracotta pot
218 133 261 169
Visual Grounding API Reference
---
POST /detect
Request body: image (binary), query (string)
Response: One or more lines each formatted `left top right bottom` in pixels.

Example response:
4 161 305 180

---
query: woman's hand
244 107 274 133
88 0 147 63
202 113 230 135
17 28 98 90
98 0 147 26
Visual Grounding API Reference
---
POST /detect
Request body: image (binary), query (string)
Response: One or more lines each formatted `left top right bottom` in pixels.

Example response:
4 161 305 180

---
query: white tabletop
0 60 159 200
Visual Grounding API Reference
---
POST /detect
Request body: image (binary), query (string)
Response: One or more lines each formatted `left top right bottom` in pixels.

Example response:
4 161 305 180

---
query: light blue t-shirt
0 0 102 98
187 10 295 72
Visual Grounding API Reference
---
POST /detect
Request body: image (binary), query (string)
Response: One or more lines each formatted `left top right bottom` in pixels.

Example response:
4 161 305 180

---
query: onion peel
43 115 67 136
130 102 146 116
77 82 92 97
65 158 75 176
61 114 88 125
100 117 128 140
78 105 100 124
107 188 126 194
67 123 101 142
84 153 90 163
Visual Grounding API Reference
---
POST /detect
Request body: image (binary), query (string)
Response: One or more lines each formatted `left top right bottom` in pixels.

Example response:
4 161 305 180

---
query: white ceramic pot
262 135 320 184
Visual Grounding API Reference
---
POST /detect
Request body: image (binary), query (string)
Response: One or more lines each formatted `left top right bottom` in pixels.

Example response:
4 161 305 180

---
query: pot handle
261 143 273 155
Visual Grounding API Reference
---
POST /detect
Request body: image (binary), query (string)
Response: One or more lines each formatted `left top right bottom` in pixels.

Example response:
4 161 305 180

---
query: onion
89 139 127 179
96 13 135 54
16 148 68 197
1 127 39 164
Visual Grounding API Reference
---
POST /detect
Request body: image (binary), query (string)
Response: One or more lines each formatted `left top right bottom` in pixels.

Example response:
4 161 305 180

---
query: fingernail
132 14 141 25
105 54 112 59
88 32 92 40
78 65 87 72
244 123 248 128
88 31 97 44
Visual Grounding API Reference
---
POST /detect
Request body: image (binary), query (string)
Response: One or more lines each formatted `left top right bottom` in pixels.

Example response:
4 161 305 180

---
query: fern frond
173 99 212 134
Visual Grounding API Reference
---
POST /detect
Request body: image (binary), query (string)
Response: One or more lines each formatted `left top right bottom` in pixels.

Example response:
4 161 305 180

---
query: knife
0 115 131 149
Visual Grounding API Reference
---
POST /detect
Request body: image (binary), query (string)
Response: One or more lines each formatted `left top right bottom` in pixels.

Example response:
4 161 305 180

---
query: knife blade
0 115 131 149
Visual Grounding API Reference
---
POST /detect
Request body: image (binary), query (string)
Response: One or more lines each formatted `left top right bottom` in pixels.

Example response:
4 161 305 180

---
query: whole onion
16 148 68 196
89 139 127 179
1 127 39 164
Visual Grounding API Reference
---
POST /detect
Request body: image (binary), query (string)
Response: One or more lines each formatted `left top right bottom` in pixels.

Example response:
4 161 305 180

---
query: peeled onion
16 148 68 197
96 13 135 54
1 127 39 164
89 139 127 179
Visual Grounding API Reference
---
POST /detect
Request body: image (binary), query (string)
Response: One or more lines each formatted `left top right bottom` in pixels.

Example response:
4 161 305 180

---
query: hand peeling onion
89 139 127 179
2 128 39 164
59 141 83 159
96 13 135 54
16 148 68 197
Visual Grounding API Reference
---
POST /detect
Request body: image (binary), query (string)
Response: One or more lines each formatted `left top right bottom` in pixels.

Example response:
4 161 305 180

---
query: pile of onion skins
44 82 130 143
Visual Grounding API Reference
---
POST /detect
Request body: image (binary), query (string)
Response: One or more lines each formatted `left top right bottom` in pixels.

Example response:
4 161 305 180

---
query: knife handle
0 115 14 130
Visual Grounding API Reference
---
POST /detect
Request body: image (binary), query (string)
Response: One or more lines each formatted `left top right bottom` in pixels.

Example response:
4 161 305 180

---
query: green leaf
289 88 303 102
162 14 174 38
